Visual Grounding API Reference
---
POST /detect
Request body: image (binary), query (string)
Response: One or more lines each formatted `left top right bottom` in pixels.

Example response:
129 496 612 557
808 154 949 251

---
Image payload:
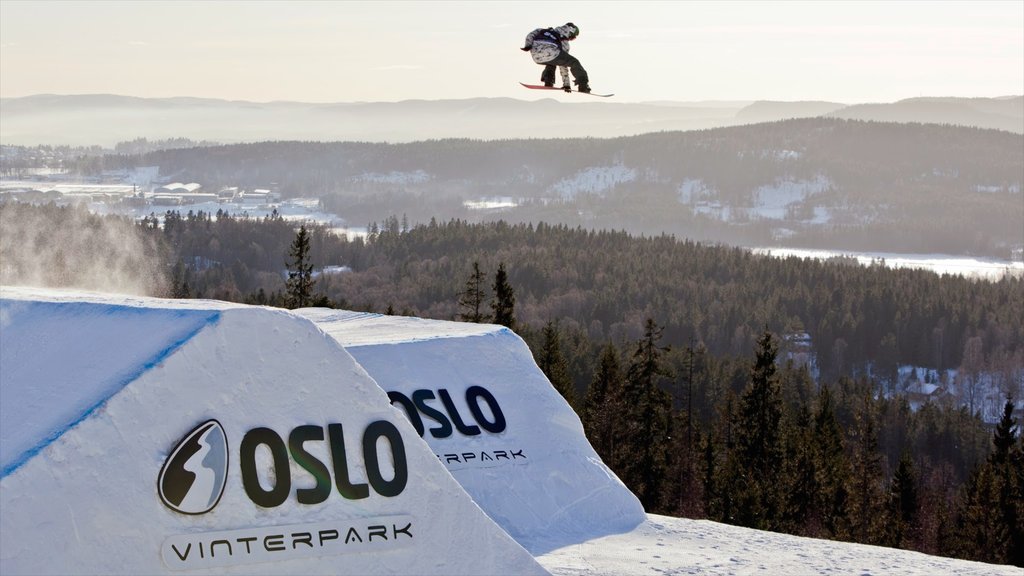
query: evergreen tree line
338 219 1023 383
549 322 1023 565
118 210 1022 391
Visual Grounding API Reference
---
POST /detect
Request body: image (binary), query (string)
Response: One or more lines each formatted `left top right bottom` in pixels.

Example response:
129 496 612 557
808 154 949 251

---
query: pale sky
1 0 1022 104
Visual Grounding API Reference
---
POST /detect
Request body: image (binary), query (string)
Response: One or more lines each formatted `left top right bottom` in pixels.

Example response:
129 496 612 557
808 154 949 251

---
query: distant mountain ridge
1 93 1020 146
832 96 1024 132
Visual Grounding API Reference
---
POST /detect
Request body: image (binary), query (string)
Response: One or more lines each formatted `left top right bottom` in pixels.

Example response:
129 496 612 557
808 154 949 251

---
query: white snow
749 175 831 220
464 196 521 210
677 178 711 204
1 286 1019 575
354 170 431 184
550 164 636 200
296 309 647 554
537 514 1019 576
0 287 543 575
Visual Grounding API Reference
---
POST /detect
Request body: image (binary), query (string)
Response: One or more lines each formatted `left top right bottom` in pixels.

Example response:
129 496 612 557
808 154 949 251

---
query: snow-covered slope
0 287 543 575
537 514 1020 576
297 309 646 554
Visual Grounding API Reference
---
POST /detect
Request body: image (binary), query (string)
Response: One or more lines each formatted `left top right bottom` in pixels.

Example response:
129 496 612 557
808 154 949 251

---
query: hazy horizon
2 92 1022 106
1 1 1022 105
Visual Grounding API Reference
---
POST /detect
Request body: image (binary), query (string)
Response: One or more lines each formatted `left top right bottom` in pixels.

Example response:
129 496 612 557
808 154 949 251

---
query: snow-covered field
0 286 1019 575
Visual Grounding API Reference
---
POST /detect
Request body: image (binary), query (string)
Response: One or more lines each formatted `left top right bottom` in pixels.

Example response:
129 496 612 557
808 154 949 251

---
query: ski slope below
0 286 1019 575
537 514 1017 576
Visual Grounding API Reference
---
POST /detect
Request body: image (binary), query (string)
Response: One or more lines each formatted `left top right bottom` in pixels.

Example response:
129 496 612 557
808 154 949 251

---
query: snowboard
520 83 613 97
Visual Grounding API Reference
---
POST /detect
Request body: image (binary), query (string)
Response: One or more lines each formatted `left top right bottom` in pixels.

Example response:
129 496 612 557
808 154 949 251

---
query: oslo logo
387 386 506 438
158 420 229 515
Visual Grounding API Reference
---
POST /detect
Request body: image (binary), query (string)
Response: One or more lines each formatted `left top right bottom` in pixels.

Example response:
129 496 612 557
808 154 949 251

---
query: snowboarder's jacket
523 24 577 64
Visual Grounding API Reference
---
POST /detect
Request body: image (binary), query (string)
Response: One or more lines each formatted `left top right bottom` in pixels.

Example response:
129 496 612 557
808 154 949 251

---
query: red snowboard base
520 82 613 98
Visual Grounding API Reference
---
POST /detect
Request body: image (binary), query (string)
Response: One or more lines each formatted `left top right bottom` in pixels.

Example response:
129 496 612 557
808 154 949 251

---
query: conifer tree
885 450 919 548
170 259 192 299
537 320 575 406
702 428 720 520
779 393 815 535
490 262 516 330
1012 423 1024 567
847 393 887 544
955 399 1023 566
812 385 850 539
953 462 1003 562
583 343 625 461
619 318 673 511
457 261 489 323
731 330 785 530
663 411 704 517
993 398 1018 465
285 225 315 309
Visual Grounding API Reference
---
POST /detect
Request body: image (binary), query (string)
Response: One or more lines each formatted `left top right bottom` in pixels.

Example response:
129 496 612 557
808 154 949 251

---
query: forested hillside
5 202 1018 396
2 202 1022 566
80 118 1024 258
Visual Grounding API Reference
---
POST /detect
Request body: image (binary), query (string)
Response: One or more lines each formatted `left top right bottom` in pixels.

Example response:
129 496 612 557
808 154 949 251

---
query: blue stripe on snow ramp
0 299 220 477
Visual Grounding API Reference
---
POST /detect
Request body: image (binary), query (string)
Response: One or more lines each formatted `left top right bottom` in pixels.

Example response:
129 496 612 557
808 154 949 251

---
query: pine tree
779 394 815 535
886 450 919 548
1011 423 1024 567
619 318 672 511
993 399 1018 465
846 393 887 544
537 320 574 406
583 343 625 461
953 462 1003 563
812 385 850 539
457 261 489 323
731 330 785 530
170 259 192 299
702 429 720 520
663 411 704 517
285 225 315 309
490 262 516 330
955 399 1023 566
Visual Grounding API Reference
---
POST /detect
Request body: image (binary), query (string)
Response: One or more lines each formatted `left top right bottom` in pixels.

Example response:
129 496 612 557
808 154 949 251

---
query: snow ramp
0 287 544 575
297 310 646 555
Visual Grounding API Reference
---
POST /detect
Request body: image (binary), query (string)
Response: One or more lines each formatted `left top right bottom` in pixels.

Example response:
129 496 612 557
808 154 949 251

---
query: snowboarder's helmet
564 22 579 39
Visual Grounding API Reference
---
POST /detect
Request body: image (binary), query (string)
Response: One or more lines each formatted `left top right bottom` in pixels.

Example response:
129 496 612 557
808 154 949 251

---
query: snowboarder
521 22 590 93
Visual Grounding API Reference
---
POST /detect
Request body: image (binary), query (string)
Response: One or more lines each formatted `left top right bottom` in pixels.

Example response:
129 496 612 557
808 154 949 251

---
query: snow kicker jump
0 287 543 575
298 310 646 554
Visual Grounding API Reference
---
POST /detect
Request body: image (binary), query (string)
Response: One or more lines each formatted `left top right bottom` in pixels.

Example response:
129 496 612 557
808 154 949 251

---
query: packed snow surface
1 286 1019 575
537 514 1020 576
0 287 542 575
297 309 646 554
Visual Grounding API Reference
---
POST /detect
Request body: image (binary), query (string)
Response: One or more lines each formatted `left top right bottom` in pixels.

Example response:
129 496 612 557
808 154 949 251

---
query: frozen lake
752 247 1023 280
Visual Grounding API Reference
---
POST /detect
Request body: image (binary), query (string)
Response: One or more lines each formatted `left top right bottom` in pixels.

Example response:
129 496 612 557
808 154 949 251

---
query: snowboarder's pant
540 52 588 86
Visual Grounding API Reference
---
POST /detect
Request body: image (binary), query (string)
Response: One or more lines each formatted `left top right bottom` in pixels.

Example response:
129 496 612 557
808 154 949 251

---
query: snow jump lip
299 308 646 555
0 298 221 478
0 289 545 575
